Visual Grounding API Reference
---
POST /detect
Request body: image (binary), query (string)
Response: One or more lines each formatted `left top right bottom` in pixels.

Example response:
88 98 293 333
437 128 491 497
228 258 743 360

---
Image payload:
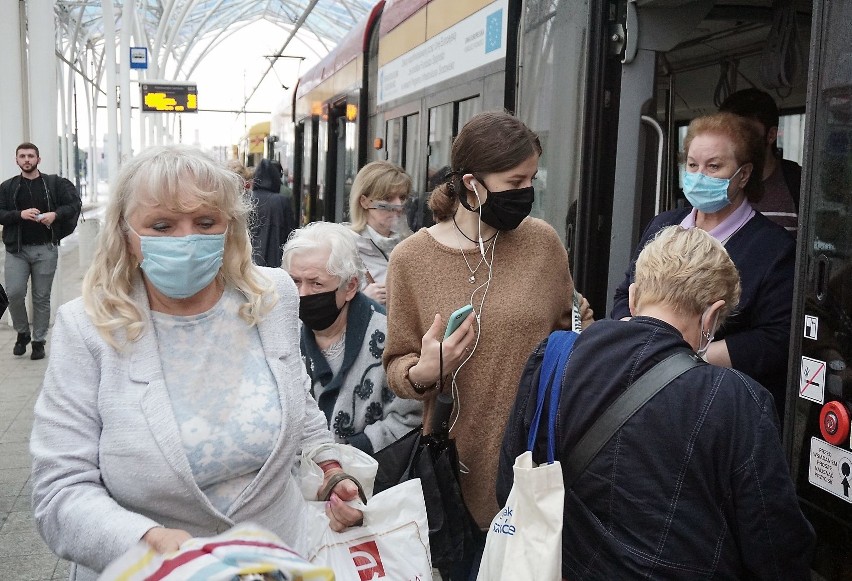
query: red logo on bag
349 540 386 580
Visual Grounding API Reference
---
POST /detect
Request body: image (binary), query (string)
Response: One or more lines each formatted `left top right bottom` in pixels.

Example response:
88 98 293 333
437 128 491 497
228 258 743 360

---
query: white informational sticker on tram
808 437 852 504
804 314 818 340
377 0 509 105
799 356 826 404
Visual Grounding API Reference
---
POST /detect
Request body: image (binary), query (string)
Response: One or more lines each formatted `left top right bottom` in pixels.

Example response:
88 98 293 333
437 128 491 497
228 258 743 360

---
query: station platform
0 203 101 580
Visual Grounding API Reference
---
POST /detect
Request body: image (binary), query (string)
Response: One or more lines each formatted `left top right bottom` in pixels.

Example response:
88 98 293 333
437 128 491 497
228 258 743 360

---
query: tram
292 1 852 577
237 121 272 168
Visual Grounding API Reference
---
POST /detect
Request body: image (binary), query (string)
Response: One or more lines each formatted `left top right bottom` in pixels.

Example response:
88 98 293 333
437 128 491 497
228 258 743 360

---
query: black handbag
373 365 481 571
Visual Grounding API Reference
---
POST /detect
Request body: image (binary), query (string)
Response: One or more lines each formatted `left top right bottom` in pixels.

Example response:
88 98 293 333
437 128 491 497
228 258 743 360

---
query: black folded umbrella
373 390 481 573
0 283 8 320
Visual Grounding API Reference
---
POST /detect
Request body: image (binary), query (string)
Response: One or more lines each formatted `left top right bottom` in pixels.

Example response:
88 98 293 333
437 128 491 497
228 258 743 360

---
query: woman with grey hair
283 221 421 453
500 226 813 580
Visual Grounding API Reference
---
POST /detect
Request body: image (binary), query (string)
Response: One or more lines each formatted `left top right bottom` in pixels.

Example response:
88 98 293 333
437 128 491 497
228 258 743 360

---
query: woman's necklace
452 226 498 284
320 330 346 359
453 215 497 244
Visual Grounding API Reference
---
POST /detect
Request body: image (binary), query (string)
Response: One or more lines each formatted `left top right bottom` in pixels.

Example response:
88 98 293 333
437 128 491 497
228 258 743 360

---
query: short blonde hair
348 161 411 232
82 145 275 348
633 226 741 322
282 221 364 288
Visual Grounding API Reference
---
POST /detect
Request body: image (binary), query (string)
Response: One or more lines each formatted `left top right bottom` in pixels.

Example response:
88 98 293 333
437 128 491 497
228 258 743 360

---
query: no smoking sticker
800 356 826 404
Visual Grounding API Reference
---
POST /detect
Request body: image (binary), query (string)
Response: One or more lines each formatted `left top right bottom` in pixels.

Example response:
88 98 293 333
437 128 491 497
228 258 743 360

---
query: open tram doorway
323 99 359 224
577 1 850 577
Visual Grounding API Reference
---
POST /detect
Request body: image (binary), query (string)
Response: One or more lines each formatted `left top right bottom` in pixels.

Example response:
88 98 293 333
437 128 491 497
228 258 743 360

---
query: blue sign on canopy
130 47 148 70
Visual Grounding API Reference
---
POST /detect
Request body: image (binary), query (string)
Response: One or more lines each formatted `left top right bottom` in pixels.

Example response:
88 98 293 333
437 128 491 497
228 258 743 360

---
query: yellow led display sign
141 83 198 113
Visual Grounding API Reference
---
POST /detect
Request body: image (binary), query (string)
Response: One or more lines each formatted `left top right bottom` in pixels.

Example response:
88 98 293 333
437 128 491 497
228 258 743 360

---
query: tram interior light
346 104 358 121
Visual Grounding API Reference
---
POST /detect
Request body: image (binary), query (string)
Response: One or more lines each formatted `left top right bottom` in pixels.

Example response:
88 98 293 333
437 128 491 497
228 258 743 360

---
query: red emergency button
820 401 851 446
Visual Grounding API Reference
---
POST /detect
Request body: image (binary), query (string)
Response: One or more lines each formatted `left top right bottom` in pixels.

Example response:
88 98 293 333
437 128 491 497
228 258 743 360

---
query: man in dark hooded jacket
249 158 296 267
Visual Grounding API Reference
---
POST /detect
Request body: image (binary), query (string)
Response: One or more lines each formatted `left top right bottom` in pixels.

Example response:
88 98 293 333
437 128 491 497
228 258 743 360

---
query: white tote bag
304 478 432 581
476 331 578 581
476 451 564 581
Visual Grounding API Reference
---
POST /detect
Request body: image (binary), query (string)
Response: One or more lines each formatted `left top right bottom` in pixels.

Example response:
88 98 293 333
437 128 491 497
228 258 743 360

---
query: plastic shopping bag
298 442 378 501
98 524 333 581
304 478 432 581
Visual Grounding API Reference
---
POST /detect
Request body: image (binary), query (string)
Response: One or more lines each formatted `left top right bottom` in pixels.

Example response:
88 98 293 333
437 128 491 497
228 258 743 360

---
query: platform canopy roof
54 0 376 93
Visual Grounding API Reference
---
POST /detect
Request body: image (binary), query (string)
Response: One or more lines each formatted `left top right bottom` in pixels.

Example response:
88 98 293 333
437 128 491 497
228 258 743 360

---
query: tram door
787 2 852 577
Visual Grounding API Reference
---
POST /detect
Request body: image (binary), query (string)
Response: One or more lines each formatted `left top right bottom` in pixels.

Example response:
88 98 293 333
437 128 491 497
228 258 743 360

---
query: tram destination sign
141 82 198 113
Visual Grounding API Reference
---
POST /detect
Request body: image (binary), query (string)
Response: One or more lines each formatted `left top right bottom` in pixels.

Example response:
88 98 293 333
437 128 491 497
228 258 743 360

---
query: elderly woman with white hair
283 221 421 453
29 146 363 581
499 226 814 580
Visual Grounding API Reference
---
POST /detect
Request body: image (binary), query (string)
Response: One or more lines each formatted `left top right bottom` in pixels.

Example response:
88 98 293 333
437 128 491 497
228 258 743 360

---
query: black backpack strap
564 351 703 488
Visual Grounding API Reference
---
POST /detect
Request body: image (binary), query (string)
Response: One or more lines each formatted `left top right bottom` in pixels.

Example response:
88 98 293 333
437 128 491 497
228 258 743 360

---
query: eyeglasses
368 201 407 212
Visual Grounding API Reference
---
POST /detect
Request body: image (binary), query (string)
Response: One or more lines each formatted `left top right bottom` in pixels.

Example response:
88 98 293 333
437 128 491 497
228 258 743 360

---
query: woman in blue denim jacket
499 226 814 580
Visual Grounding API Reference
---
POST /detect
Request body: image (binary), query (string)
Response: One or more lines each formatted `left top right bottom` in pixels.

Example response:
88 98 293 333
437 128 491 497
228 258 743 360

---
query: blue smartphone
444 304 474 339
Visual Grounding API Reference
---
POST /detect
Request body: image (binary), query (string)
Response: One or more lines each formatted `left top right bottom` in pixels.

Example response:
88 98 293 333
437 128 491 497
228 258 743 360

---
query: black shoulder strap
564 351 703 488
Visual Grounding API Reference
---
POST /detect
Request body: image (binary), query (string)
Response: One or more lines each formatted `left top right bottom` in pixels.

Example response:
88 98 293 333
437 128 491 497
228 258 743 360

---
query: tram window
404 113 421 190
428 103 453 186
302 121 313 224
342 119 358 221
777 113 806 165
516 0 591 245
386 118 403 165
457 97 482 131
317 119 328 218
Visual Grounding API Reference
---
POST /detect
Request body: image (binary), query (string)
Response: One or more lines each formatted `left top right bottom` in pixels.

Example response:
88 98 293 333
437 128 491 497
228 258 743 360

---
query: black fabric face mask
460 185 535 231
299 289 344 331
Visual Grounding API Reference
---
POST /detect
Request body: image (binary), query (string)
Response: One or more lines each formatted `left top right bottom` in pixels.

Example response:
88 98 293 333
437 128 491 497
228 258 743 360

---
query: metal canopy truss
54 0 377 103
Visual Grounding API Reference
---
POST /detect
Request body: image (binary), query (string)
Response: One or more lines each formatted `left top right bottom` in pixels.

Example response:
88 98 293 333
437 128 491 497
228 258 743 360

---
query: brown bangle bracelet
407 371 436 394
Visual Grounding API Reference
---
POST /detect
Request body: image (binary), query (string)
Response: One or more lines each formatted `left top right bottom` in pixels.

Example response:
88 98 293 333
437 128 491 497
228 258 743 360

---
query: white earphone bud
470 182 486 258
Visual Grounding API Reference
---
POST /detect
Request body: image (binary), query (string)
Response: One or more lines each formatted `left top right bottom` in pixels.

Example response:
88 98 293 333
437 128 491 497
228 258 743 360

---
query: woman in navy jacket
500 226 813 580
611 112 795 421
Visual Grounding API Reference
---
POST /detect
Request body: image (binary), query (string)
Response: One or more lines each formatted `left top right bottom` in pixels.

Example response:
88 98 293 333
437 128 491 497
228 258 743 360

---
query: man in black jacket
248 159 295 268
0 143 80 359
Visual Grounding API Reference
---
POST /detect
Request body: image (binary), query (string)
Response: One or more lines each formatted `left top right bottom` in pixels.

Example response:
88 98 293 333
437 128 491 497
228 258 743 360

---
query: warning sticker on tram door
808 437 852 503
799 356 826 404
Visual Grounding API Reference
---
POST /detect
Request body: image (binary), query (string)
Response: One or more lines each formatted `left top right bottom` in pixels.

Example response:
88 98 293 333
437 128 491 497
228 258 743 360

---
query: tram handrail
641 115 665 215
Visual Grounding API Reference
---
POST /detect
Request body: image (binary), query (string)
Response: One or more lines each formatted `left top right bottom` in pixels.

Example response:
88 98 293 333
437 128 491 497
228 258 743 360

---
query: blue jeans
4 243 58 342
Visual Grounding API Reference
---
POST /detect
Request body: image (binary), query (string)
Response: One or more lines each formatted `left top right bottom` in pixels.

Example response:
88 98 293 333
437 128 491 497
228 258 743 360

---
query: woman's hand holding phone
408 311 476 388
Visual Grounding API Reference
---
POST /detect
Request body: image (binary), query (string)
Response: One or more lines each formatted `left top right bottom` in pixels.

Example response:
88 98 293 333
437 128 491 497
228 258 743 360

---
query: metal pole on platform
26 0 58 173
101 0 119 185
119 0 133 161
0 0 27 178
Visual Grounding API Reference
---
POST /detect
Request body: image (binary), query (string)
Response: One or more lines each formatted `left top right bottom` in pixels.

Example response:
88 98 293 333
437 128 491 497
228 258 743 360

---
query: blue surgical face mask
129 226 226 299
681 166 742 214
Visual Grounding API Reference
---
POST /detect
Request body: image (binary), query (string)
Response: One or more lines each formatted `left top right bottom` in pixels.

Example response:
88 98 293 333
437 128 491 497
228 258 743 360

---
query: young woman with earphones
383 110 593 580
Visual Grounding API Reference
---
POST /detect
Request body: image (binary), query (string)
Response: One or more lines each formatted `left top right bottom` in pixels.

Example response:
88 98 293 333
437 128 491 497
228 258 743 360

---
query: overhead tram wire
238 0 322 116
